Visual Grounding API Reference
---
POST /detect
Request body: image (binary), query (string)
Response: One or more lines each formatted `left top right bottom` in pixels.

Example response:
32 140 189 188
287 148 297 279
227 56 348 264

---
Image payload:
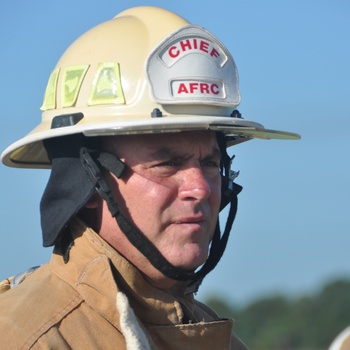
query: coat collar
50 218 193 327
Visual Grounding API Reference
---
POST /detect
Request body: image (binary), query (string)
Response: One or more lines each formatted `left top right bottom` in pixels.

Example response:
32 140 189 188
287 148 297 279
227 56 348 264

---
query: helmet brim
1 115 300 169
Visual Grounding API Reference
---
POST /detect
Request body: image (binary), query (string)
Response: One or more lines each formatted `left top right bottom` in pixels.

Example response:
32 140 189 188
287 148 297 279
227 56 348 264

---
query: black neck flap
41 135 98 247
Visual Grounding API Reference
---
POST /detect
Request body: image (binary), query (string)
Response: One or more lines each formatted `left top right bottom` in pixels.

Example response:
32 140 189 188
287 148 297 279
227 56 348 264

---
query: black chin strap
80 146 241 294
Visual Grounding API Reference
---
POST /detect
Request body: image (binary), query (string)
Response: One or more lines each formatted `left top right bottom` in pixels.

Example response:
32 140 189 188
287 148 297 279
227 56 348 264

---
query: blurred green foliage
205 279 350 350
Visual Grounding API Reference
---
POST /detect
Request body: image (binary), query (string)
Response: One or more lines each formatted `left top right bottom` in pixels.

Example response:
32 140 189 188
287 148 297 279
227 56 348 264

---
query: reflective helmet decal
146 25 240 106
41 67 60 110
88 62 125 106
62 64 90 108
41 62 125 111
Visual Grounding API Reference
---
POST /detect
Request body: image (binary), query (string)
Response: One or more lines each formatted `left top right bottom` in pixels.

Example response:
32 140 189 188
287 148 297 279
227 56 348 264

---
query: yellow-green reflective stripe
61 64 89 107
40 68 60 111
89 62 125 106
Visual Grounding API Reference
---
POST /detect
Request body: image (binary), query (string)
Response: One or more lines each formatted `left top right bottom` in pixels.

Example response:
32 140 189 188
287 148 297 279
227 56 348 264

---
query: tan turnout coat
0 219 247 349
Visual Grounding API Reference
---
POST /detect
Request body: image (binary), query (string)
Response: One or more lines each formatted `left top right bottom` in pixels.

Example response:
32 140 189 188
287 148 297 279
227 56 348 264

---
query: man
0 6 299 349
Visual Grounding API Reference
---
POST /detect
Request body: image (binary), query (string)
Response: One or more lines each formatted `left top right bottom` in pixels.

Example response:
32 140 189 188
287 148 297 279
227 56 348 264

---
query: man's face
101 131 222 277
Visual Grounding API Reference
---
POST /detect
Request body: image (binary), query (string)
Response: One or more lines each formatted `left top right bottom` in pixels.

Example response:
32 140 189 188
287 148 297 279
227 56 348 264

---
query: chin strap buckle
220 155 241 211
227 155 240 191
80 147 122 218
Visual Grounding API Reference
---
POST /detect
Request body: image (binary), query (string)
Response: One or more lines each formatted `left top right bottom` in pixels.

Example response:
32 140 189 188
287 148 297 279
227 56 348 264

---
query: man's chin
169 252 208 271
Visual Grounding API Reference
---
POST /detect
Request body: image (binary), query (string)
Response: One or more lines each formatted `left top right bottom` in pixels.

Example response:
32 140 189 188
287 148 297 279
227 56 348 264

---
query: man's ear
85 191 101 209
79 193 103 233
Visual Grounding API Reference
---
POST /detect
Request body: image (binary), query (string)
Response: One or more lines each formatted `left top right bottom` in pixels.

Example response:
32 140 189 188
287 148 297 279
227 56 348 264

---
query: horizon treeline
205 278 350 350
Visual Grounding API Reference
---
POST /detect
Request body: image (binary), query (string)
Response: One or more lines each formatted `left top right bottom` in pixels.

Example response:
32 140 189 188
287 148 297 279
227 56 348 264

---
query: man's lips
173 215 206 225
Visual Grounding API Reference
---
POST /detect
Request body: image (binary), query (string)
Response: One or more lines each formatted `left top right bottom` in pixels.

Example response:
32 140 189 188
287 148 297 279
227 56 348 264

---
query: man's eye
201 160 220 169
156 160 181 167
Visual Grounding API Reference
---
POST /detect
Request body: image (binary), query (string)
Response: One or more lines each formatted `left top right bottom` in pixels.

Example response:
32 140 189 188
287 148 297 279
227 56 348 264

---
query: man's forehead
101 131 221 160
147 143 222 160
103 131 218 149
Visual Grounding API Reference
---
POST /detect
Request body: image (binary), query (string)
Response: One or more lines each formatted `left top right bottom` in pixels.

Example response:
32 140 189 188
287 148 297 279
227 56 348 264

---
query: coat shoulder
0 265 82 349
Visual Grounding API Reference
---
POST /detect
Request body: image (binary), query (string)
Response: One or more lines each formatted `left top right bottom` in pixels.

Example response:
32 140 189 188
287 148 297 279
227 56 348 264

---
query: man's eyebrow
148 147 187 160
148 146 222 160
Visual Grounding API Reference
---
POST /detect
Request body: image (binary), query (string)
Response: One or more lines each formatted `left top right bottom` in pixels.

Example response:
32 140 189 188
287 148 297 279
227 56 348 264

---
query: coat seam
20 295 83 349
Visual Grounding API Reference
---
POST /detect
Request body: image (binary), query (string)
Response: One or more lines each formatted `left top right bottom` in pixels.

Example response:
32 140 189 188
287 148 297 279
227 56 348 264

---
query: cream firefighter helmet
1 6 299 169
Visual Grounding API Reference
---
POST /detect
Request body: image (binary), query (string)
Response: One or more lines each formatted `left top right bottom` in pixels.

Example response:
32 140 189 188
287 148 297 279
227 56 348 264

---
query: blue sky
1 0 349 307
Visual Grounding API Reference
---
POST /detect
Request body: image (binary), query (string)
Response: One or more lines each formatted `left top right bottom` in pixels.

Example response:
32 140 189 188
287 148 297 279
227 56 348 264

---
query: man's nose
177 166 211 201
